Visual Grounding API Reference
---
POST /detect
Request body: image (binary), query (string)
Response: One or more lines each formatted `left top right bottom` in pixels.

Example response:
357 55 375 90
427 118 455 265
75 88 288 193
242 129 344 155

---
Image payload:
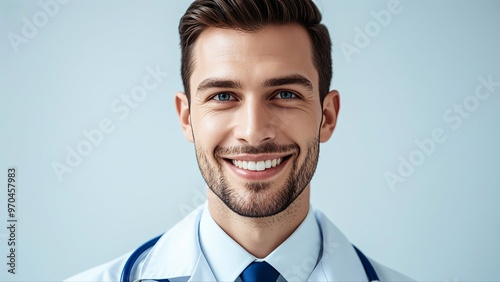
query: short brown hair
179 0 332 104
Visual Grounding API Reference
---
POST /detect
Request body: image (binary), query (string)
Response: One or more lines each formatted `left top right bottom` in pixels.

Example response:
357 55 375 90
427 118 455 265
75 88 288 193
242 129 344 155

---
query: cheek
277 107 322 137
191 110 232 147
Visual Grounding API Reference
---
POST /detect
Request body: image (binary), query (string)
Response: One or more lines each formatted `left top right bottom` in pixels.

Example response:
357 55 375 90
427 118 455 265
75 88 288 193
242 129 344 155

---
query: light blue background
1 0 499 281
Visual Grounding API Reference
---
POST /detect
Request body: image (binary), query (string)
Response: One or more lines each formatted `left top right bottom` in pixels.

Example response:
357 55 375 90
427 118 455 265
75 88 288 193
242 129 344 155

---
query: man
67 0 413 281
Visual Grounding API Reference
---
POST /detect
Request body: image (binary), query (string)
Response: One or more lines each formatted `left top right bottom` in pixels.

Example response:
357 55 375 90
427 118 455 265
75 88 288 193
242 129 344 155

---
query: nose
233 99 277 146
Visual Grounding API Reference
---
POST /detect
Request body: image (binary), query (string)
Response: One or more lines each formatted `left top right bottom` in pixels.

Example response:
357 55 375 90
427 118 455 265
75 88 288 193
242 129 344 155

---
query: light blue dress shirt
199 204 322 282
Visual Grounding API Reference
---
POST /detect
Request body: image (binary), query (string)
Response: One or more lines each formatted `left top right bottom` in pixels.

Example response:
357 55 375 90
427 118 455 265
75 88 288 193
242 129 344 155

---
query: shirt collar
199 204 321 282
266 207 321 281
199 204 255 281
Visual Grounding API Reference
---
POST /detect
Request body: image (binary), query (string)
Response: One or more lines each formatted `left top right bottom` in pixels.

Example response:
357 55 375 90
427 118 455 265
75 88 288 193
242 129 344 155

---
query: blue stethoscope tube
120 234 380 282
120 234 162 282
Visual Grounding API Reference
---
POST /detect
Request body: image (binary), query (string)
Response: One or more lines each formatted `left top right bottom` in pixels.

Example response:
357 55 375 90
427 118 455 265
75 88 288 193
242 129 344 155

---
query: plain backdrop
1 0 499 281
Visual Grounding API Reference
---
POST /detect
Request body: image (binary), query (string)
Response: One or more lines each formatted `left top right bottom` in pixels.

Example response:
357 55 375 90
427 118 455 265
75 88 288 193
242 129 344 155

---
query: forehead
190 24 318 92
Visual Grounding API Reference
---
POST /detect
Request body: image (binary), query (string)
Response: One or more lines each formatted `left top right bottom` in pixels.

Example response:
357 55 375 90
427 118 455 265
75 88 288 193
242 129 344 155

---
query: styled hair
179 0 332 104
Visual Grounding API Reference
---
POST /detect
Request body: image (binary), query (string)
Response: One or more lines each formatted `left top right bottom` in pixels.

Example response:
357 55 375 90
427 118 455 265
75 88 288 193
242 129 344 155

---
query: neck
207 186 310 258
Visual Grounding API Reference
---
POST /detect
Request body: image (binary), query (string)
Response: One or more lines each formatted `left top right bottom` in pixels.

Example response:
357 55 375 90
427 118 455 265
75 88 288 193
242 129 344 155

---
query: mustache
214 143 299 156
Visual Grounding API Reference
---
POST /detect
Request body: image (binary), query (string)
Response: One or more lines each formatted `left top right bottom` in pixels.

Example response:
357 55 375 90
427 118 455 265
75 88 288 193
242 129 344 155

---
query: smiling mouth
227 155 291 172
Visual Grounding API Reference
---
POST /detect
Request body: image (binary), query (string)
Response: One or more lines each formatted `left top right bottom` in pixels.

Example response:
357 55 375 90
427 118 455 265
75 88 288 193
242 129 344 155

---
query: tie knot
240 261 280 282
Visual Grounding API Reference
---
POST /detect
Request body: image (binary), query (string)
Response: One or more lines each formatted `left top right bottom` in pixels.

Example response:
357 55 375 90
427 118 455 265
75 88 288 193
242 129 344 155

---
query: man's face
176 24 337 217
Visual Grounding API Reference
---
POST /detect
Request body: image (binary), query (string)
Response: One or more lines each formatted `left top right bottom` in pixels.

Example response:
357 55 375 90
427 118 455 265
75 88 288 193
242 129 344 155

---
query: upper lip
222 153 292 162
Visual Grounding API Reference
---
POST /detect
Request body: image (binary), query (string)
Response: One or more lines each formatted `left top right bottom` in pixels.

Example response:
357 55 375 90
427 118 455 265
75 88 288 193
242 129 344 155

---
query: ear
175 91 194 143
319 90 340 143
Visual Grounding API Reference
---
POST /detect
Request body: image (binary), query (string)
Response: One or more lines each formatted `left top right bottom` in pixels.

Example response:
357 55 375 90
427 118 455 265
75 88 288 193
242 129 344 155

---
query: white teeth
248 161 256 170
265 160 272 168
256 161 265 171
232 157 284 171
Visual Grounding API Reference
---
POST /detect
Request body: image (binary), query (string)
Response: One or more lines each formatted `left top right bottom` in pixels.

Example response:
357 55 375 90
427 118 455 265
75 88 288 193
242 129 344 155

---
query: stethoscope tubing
120 234 162 282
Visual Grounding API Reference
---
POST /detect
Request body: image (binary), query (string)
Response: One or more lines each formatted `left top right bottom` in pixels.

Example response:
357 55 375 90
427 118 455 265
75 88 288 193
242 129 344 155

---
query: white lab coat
66 204 414 282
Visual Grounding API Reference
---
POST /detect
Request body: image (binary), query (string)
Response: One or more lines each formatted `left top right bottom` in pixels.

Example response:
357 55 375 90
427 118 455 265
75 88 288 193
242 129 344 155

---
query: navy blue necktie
240 261 280 282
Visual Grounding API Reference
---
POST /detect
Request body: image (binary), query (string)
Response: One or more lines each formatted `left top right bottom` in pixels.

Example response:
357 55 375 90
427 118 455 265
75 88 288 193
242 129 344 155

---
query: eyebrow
196 73 313 93
262 74 313 92
197 79 243 92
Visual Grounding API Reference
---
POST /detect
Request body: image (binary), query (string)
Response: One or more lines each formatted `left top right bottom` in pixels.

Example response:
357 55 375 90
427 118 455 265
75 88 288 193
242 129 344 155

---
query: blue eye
213 92 234 101
276 91 296 99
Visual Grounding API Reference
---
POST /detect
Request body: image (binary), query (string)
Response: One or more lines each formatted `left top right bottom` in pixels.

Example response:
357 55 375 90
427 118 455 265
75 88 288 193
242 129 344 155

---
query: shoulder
314 208 414 281
64 205 205 281
369 258 415 281
64 251 131 282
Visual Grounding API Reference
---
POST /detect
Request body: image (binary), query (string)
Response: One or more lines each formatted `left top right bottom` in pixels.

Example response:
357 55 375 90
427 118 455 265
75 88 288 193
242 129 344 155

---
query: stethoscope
120 234 380 282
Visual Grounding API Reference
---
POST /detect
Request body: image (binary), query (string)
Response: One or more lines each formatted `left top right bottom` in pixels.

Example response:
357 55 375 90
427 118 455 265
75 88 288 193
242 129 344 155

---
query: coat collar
309 210 368 281
135 204 368 282
136 205 214 281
